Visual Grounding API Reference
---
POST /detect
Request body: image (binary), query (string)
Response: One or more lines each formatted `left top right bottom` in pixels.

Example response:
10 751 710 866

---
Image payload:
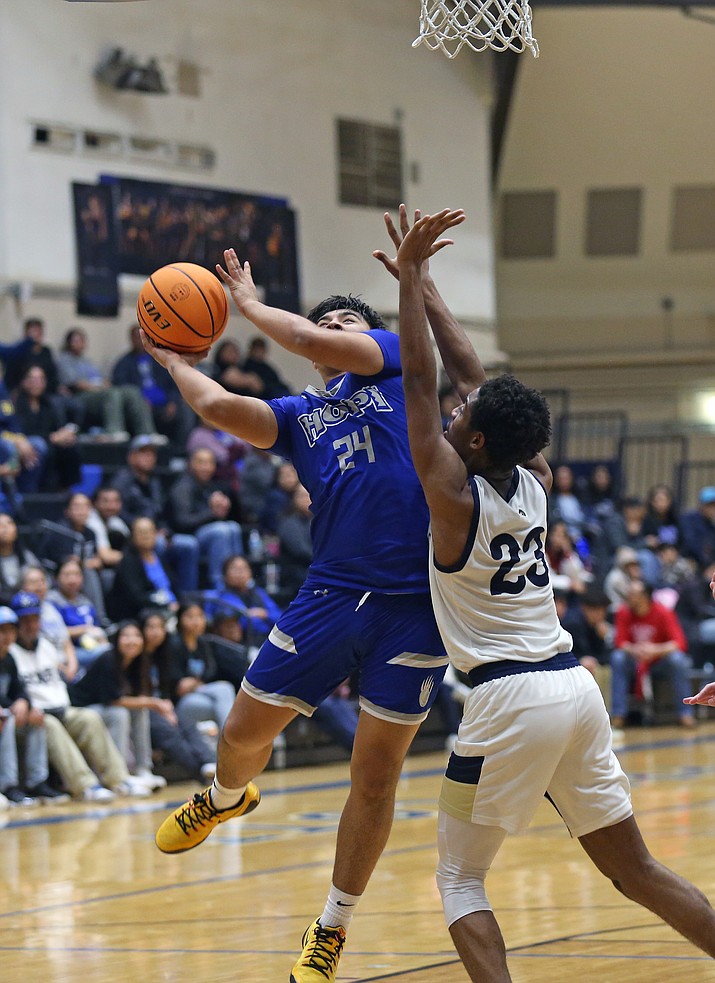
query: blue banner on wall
100 174 301 313
72 182 120 317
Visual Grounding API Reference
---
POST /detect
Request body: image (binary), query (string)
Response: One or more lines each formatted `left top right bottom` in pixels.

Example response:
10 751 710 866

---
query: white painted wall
0 0 496 389
495 7 715 425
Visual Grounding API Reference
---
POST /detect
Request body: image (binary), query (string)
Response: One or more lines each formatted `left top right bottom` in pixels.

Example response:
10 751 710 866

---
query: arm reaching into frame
139 332 279 448
216 250 383 377
396 209 479 568
373 203 486 399
683 681 715 707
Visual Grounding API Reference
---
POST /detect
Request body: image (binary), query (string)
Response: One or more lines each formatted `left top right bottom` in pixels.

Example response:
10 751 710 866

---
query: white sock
210 777 246 811
320 884 362 931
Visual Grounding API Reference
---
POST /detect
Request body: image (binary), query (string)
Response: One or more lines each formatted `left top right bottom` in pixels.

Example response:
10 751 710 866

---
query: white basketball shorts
439 662 632 838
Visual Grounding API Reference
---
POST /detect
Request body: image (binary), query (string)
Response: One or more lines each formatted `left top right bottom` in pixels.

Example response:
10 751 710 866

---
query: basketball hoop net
413 0 539 59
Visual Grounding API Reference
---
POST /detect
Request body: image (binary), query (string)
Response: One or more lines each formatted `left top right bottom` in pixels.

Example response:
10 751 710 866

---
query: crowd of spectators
1 324 714 808
548 463 715 734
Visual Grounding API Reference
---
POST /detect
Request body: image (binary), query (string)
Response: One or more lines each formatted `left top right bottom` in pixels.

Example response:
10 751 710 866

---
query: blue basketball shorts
242 585 449 724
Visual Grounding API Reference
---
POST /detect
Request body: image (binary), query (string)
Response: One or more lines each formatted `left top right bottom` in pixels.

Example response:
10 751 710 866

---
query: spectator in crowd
603 546 642 614
3 318 60 395
110 434 166 525
164 602 235 734
38 492 107 621
9 590 149 801
206 608 252 691
652 540 694 593
140 610 216 784
544 519 592 598
679 486 715 570
260 461 300 534
111 324 195 446
167 447 243 589
13 365 81 491
0 605 68 806
675 560 715 670
86 485 130 563
0 512 38 605
642 484 680 549
186 416 248 490
550 464 588 544
561 587 614 711
0 452 23 520
68 620 167 790
276 483 313 600
0 371 47 493
20 565 75 670
580 463 617 538
596 496 658 585
311 679 359 753
210 554 282 650
46 557 110 668
238 447 279 525
210 339 264 397
610 580 694 729
56 327 156 439
107 517 180 623
110 434 199 593
241 336 292 398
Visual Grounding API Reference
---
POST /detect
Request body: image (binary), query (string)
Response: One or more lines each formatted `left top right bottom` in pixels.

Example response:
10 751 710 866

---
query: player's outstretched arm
683 681 715 707
216 250 383 377
139 331 278 448
397 211 475 559
374 204 485 399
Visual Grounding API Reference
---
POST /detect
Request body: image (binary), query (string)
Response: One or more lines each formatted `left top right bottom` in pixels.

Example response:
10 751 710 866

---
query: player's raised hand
217 248 259 314
683 681 715 707
373 203 424 280
139 329 208 369
395 208 466 271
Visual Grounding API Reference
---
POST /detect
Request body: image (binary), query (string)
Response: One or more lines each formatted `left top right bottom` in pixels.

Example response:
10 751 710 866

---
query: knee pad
436 863 490 927
436 810 507 927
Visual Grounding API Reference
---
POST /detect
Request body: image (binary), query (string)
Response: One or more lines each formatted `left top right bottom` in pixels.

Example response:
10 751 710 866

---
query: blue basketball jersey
267 329 430 593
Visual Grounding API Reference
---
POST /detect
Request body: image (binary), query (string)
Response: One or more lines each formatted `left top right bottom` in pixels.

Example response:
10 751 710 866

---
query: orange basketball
136 262 229 353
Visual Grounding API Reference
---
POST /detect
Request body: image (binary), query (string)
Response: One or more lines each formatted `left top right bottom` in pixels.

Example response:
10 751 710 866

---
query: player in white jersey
395 208 715 982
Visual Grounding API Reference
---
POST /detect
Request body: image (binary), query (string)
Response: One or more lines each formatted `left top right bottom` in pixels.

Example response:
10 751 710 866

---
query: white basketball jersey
429 466 573 673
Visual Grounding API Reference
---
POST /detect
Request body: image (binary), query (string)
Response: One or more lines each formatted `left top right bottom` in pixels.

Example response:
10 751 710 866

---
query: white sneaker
200 762 217 783
133 769 168 791
82 785 116 803
113 777 151 798
611 727 626 748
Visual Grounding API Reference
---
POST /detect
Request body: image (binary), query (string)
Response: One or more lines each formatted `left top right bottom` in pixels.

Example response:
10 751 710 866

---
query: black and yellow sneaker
290 919 346 982
155 783 260 854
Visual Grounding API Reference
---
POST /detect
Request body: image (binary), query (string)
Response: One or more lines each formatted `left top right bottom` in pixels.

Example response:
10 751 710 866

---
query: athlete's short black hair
306 294 388 332
468 375 551 470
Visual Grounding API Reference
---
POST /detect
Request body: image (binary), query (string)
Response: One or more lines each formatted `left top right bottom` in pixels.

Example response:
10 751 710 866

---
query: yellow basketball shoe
290 919 346 982
155 783 260 854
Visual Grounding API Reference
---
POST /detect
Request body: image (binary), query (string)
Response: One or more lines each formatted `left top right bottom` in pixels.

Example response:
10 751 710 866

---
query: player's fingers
399 203 411 236
138 328 156 350
384 212 401 248
429 239 455 255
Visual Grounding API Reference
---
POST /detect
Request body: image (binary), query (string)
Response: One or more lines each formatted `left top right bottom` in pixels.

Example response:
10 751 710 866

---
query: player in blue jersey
396 209 715 982
148 220 472 982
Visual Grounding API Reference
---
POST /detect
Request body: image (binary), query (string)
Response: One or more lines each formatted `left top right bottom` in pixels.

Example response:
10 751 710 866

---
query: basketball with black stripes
136 262 229 353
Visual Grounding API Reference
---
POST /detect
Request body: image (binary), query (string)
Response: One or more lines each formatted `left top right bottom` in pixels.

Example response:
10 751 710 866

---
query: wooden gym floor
2 724 715 983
